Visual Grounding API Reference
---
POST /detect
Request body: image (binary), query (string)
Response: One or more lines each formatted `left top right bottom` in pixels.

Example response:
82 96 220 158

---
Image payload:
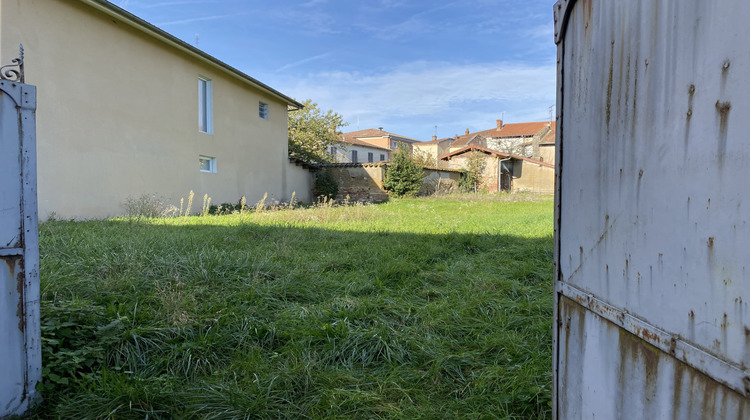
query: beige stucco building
0 0 309 219
440 145 555 194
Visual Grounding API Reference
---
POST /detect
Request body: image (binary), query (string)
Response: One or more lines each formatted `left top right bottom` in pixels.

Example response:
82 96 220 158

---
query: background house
338 128 420 162
412 135 454 167
0 0 309 218
333 133 391 163
439 144 555 194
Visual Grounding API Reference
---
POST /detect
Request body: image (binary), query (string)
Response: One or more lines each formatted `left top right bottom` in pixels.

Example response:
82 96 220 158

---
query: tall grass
33 197 553 419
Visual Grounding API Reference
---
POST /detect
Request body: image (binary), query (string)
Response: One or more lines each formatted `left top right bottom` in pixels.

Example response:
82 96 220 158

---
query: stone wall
319 163 460 201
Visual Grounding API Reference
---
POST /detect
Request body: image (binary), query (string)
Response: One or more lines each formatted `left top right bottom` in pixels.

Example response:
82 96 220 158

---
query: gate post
0 46 41 417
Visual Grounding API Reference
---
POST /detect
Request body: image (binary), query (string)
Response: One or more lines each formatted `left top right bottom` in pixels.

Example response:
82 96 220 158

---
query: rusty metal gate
554 0 750 418
0 47 41 417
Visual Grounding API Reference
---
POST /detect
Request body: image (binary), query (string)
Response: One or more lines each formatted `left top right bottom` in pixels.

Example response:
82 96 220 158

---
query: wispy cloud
368 3 458 40
155 13 236 26
276 52 333 73
276 60 555 138
301 0 329 7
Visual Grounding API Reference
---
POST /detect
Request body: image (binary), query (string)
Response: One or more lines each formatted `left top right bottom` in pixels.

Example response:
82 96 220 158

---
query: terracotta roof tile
338 135 391 151
340 128 420 143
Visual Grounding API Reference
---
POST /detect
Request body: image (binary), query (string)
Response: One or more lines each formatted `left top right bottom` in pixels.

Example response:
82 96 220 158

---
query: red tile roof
341 128 420 143
338 135 391 151
449 133 486 148
439 144 554 168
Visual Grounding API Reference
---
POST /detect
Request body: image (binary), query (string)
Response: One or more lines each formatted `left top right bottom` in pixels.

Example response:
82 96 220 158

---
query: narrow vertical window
259 102 269 119
368 152 373 163
199 77 213 133
351 150 358 163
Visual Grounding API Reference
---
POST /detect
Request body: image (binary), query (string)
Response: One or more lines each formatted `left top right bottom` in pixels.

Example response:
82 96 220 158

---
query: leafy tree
312 169 339 200
383 145 425 197
459 151 486 192
288 99 348 163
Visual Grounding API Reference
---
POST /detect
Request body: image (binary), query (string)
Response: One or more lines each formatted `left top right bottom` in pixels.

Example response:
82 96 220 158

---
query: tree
459 151 486 192
288 99 347 163
383 145 425 197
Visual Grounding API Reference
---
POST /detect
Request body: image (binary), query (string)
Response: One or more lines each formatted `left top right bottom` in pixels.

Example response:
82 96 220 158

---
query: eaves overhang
81 0 304 110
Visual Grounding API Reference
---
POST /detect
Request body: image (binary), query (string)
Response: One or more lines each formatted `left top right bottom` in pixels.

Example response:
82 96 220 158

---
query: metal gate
554 0 750 418
0 47 41 417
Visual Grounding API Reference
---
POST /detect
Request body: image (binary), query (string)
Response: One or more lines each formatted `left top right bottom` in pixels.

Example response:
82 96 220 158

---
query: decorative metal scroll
0 45 24 83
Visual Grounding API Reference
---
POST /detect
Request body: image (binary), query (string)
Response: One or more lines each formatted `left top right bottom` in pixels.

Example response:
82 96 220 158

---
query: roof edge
81 0 303 109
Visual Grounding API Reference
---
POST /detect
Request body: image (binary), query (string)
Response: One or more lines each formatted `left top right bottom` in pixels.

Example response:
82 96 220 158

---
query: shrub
122 194 171 218
313 169 339 200
383 145 424 197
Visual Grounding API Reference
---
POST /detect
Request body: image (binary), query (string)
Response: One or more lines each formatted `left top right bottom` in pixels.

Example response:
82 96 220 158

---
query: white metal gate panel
554 0 750 418
0 52 40 417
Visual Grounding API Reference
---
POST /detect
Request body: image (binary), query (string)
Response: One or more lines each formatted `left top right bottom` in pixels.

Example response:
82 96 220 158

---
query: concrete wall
0 0 303 218
511 160 554 194
286 161 314 203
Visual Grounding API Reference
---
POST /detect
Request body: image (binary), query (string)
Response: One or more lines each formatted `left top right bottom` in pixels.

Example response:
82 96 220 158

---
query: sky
117 0 557 141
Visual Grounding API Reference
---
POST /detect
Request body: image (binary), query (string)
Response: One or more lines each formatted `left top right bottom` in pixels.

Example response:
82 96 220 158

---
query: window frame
198 77 213 134
367 152 373 163
259 102 269 120
380 154 386 161
351 150 358 163
199 155 217 173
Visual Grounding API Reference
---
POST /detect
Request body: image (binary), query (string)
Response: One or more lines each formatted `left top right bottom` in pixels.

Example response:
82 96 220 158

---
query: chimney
432 135 437 141
378 127 384 131
465 128 470 135
454 135 459 139
496 119 504 128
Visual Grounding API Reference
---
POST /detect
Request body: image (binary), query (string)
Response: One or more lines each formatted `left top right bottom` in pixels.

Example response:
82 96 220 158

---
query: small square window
380 154 385 161
199 155 216 173
391 140 398 148
259 102 269 119
368 152 373 163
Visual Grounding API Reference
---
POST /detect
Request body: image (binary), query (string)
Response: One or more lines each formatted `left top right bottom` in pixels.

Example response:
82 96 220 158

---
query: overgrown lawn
34 196 554 419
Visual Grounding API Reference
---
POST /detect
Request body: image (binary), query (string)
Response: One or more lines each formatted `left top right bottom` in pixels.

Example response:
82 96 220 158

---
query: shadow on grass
34 218 553 419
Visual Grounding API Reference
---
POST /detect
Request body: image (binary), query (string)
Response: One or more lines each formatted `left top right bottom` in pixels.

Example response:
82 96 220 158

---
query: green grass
33 195 554 419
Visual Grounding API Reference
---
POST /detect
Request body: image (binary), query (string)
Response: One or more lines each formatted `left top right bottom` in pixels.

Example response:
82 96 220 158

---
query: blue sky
117 0 557 141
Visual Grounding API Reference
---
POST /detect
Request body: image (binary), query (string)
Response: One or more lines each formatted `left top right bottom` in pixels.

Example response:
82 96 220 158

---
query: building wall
359 137 414 152
444 153 500 192
511 161 554 194
539 144 555 164
1 0 302 218
333 144 389 163
285 161 314 203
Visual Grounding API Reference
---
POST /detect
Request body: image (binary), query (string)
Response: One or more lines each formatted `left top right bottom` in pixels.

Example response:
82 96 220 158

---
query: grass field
33 195 554 419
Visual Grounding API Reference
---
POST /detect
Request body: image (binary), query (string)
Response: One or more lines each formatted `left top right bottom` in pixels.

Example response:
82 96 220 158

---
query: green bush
383 145 424 197
313 169 339 200
38 300 121 394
